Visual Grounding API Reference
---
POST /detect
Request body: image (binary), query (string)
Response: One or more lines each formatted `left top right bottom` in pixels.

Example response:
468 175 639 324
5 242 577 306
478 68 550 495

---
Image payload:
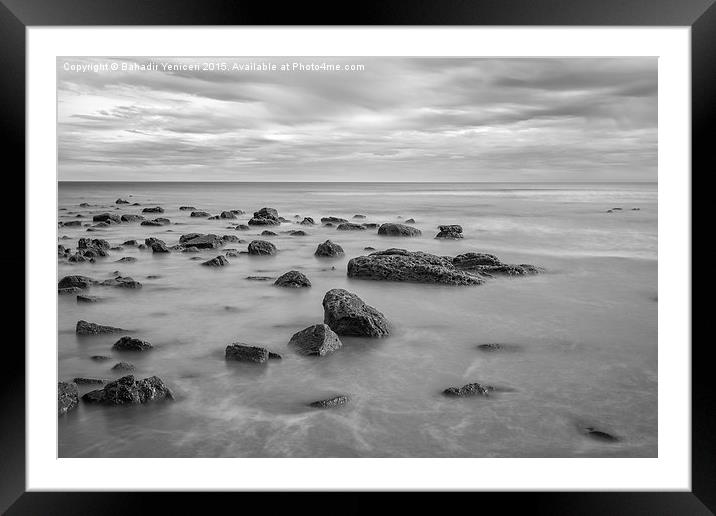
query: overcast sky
57 57 656 182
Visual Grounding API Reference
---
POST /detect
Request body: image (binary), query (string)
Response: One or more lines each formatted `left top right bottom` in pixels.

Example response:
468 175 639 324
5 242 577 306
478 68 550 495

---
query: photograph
56 56 658 459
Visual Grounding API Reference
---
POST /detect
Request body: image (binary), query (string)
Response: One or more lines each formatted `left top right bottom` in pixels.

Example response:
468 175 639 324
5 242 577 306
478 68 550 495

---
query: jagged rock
58 382 79 415
405 218 416 224
180 234 224 249
112 361 135 371
116 198 130 204
337 222 366 231
179 206 196 211
288 324 342 355
378 223 422 237
190 211 211 217
76 320 125 335
112 336 152 351
248 207 281 226
59 275 95 290
116 256 137 263
274 270 311 288
142 206 164 213
221 235 240 243
299 217 315 225
202 256 229 267
248 240 277 255
347 249 483 285
77 295 99 303
322 289 390 337
435 224 463 239
452 253 542 276
220 211 236 219
93 213 121 224
141 218 170 226
82 375 173 405
99 276 142 288
314 240 344 257
321 216 348 224
120 214 144 222
73 377 105 385
150 240 170 253
225 343 270 363
443 382 494 397
309 395 349 408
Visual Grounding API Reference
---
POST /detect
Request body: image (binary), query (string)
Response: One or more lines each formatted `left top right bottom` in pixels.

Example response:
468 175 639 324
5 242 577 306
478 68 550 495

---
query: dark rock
141 218 170 227
261 230 277 236
142 206 164 213
180 234 224 249
79 237 111 251
58 382 79 415
405 218 416 224
182 246 200 253
82 375 173 405
337 222 366 231
221 234 240 243
179 206 196 211
268 352 282 360
92 222 109 228
230 209 245 215
59 286 83 295
68 253 87 263
116 256 137 263
77 295 99 303
361 223 379 229
79 202 91 207
314 240 344 257
73 377 105 385
235 224 250 230
378 223 422 237
202 255 229 267
112 336 152 351
58 275 95 290
225 343 270 363
220 211 236 219
321 216 348 224
123 240 138 246
247 240 277 255
279 217 289 222
274 270 311 288
309 395 350 408
452 253 542 276
116 198 130 204
248 207 280 226
299 217 315 225
324 222 334 227
435 224 463 239
322 289 390 337
61 220 82 227
208 215 220 220
245 276 273 281
93 213 121 224
112 361 135 371
76 320 125 335
150 240 170 253
364 247 375 251
289 230 307 236
99 276 142 288
347 249 483 285
582 426 619 442
190 211 211 217
631 207 640 211
289 323 342 356
443 382 494 397
353 214 366 219
90 355 111 361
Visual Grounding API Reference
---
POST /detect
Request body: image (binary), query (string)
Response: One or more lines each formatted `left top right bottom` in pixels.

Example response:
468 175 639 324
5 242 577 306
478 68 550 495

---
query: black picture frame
2 1 708 514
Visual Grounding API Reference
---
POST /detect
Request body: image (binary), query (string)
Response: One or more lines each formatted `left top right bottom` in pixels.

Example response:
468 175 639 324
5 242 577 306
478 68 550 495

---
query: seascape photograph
56 56 657 458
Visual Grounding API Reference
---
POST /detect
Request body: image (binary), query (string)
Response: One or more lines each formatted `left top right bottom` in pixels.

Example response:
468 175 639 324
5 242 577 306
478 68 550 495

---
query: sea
57 181 657 457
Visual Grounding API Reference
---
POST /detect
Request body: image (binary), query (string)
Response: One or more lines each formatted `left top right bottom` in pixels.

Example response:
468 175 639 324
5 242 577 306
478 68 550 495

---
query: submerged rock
336 222 366 231
289 324 342 356
112 336 152 351
112 361 135 372
58 382 79 415
274 270 311 288
150 241 171 253
299 217 315 225
261 230 277 236
353 214 366 219
314 240 344 257
442 382 494 397
289 230 307 236
405 218 416 224
180 233 224 249
120 214 144 223
76 295 99 303
245 276 273 281
99 276 142 288
235 224 250 230
116 198 130 204
73 377 105 385
179 206 196 211
322 289 390 337
378 223 421 237
582 426 620 442
220 211 237 219
309 395 349 408
452 252 542 276
202 255 229 267
347 249 483 285
82 375 173 405
225 343 270 363
141 218 171 227
247 240 277 255
76 320 125 335
190 211 211 217
93 213 121 224
142 206 164 213
321 216 348 224
59 275 95 290
435 225 463 239
116 256 137 263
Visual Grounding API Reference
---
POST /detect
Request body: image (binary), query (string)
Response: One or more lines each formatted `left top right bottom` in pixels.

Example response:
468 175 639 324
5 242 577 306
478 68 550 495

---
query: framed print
3 0 709 513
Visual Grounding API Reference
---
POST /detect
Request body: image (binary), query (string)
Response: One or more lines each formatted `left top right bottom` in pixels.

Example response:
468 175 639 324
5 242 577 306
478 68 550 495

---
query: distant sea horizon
58 180 658 184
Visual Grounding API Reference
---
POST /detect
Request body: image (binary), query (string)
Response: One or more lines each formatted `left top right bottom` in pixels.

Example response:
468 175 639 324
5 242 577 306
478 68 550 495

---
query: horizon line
57 180 659 184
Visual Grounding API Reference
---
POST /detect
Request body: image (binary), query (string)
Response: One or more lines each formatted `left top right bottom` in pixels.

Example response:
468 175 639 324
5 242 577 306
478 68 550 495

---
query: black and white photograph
56 56 658 459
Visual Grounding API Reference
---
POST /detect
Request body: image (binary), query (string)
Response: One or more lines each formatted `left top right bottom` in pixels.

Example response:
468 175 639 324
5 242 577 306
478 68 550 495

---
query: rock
235 224 250 230
150 240 171 253
361 223 379 229
190 211 211 217
230 209 245 215
82 375 173 405
99 275 142 288
90 355 111 361
93 213 121 224
378 223 422 237
79 237 110 251
324 222 334 227
202 256 229 266
452 252 541 276
182 246 200 253
180 234 224 249
274 270 311 288
123 240 138 246
435 224 463 239
61 220 82 227
112 361 135 371
58 382 79 415
337 222 366 231
112 336 153 351
289 324 342 356
261 230 277 236
73 377 105 385
59 287 83 295
220 211 236 219
245 276 273 281
208 215 220 220
582 426 619 442
268 352 282 360
116 256 137 263
92 222 109 228
77 295 99 303
120 214 144 223
347 249 483 285
141 218 170 227
477 343 505 352
221 235 240 243
309 395 350 408
142 206 164 213
314 240 344 257
631 207 640 211
76 320 125 335
289 230 307 236
179 206 196 211
322 289 390 337
116 198 130 204
59 275 95 290
353 214 366 219
443 382 494 397
405 218 416 224
225 343 270 363
299 217 315 225
364 247 375 251
248 207 280 226
321 216 348 224
247 240 277 255
67 253 87 263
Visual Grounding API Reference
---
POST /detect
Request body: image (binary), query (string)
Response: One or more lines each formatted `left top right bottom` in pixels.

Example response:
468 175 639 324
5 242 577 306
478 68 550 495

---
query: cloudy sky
57 57 656 182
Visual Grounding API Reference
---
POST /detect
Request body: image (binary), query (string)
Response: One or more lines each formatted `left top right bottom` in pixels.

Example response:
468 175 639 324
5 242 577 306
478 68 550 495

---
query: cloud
57 57 657 182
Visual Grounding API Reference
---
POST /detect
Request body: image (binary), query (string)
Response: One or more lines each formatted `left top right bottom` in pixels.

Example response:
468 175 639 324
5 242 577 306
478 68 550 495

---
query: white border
27 27 691 491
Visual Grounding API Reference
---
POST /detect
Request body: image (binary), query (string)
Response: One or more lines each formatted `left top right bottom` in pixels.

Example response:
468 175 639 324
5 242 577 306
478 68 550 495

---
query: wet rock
182 246 200 253
58 382 79 415
68 253 87 263
120 214 144 224
314 240 344 257
77 295 99 303
180 233 224 249
378 223 422 237
405 218 416 224
93 213 121 224
230 209 245 215
364 247 375 251
59 286 83 295
337 222 366 231
116 198 130 204
73 377 105 385
247 240 277 256
347 249 483 285
76 320 125 335
79 237 111 252
190 211 211 217
61 220 83 227
112 361 135 371
202 255 229 267
261 230 277 236
309 395 350 408
289 230 307 236
235 224 250 230
90 355 111 361
248 207 281 226
141 218 170 227
123 240 138 246
245 276 274 281
322 289 390 337
208 215 220 220
435 224 463 239
631 207 640 211
149 240 170 253
442 382 494 397
274 270 311 288
268 352 282 360
59 275 95 290
452 252 542 276
582 426 620 442
321 216 348 224
99 276 142 288
299 217 315 225
220 211 236 219
142 206 164 213
92 222 110 228
221 235 241 243
225 343 270 363
289 323 342 356
353 214 366 219
82 375 173 405
279 217 289 223
115 256 137 263
112 336 152 351
179 206 196 211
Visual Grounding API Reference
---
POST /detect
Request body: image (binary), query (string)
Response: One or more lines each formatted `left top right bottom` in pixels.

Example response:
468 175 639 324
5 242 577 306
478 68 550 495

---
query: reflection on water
58 182 657 457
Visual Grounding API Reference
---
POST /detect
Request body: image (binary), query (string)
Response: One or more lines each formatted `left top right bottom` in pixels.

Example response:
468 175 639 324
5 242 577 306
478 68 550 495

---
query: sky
57 57 657 182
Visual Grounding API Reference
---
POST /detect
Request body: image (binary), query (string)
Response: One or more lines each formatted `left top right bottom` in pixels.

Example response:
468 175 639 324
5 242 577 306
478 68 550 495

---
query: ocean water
57 182 657 458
